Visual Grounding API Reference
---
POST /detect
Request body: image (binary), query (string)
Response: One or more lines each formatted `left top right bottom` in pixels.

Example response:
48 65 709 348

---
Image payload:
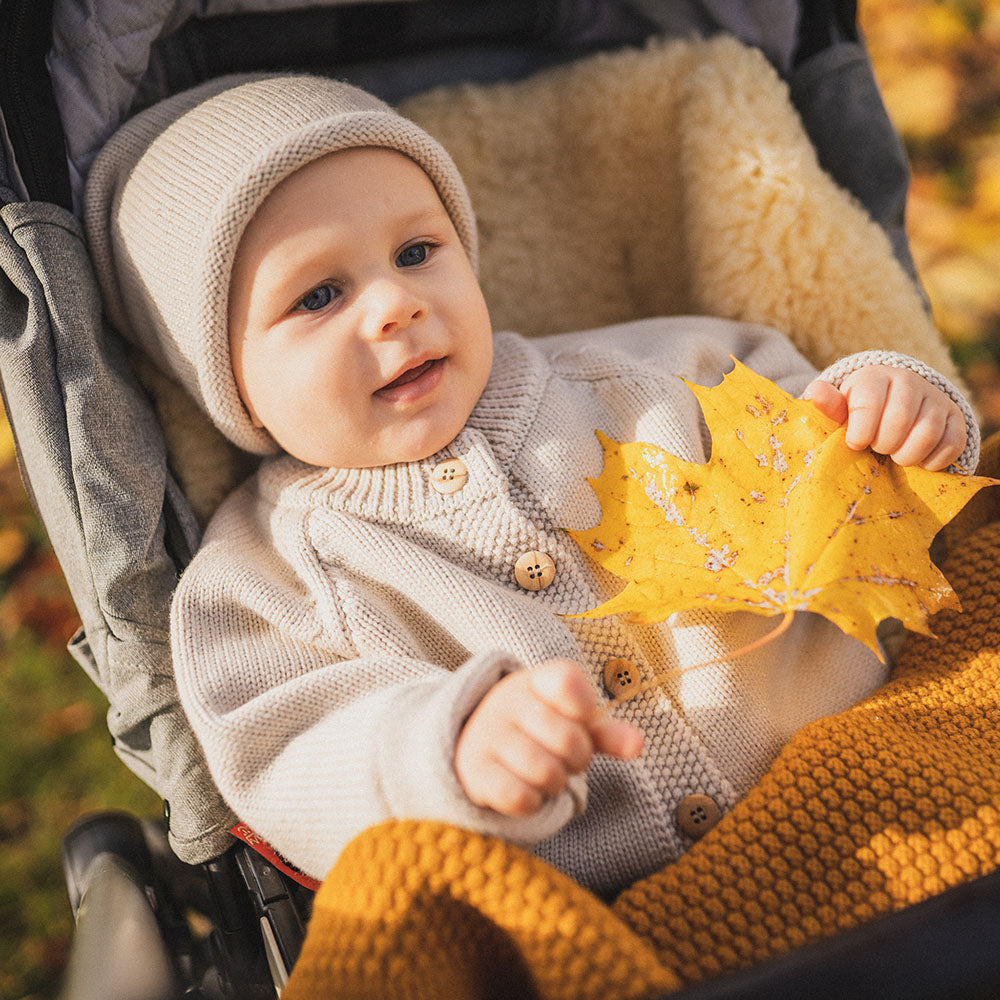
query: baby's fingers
491 727 575 800
589 714 644 761
515 695 594 774
530 660 643 763
837 367 966 469
801 379 848 424
900 408 965 471
529 659 598 720
464 753 545 816
881 400 941 468
840 372 895 452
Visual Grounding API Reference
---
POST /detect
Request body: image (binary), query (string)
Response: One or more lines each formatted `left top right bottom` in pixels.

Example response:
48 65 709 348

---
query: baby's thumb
801 379 848 424
589 714 644 760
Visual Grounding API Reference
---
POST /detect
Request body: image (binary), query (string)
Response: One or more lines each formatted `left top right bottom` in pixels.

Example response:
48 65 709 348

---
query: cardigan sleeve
170 491 584 882
652 322 979 473
592 319 980 473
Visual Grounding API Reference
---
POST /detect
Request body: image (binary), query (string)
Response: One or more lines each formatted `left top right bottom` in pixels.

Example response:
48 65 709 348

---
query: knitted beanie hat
84 74 478 454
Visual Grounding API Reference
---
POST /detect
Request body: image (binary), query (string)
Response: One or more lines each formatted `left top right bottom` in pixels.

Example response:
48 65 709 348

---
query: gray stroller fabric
790 41 920 286
49 0 801 212
0 198 236 861
0 0 918 866
47 0 913 276
48 0 418 207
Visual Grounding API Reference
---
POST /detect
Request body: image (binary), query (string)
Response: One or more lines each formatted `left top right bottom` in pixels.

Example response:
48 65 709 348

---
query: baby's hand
454 659 644 817
802 366 965 471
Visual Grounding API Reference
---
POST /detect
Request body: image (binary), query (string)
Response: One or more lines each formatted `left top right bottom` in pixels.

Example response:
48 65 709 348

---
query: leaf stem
596 610 796 715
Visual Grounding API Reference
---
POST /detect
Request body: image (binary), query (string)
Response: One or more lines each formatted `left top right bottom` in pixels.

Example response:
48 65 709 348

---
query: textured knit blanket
282 439 1000 998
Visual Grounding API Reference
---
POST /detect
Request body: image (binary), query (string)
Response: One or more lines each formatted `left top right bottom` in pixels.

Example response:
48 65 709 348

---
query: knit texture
174 320 944 894
84 74 477 454
282 821 678 1000
614 518 1000 983
282 452 1000 998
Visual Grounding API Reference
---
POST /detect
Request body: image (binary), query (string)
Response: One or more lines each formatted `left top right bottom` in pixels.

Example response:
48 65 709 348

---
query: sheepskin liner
145 36 958 523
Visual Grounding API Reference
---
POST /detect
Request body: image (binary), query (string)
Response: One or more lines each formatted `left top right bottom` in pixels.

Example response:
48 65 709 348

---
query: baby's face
228 147 493 467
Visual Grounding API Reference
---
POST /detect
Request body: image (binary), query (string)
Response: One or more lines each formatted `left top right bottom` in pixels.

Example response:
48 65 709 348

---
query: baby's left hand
802 365 965 471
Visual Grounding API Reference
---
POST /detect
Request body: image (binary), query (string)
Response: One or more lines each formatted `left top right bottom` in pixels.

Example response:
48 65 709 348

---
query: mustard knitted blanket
283 439 1000 999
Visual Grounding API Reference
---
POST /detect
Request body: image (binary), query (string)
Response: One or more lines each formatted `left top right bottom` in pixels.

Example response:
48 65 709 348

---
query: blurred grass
0 635 160 999
1 3 999 999
0 451 160 999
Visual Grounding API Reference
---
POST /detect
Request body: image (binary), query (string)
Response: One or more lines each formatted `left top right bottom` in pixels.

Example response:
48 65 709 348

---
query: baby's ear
801 379 848 425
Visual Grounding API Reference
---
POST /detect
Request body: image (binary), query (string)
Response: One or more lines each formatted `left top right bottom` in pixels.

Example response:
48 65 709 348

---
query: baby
85 75 977 897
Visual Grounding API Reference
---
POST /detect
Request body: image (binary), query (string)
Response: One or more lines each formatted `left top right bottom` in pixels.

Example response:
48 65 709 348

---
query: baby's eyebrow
394 203 452 231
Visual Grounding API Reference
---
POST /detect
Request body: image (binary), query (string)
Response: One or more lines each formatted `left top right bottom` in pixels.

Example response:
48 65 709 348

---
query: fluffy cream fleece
401 35 955 374
156 35 959 524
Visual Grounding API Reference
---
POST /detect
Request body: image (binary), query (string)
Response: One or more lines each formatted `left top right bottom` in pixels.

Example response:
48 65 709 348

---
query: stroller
3 0 1000 996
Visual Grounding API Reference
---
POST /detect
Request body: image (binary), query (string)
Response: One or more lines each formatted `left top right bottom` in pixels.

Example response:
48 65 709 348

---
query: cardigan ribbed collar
255 331 548 522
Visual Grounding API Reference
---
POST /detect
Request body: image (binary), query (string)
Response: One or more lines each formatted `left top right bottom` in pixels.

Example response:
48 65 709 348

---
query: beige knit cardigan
172 318 975 894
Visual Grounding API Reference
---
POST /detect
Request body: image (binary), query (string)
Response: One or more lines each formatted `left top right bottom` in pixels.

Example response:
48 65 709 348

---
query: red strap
230 822 322 892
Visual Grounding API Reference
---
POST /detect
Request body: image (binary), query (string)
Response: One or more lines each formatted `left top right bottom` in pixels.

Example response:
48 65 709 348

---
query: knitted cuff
376 652 584 847
815 350 980 474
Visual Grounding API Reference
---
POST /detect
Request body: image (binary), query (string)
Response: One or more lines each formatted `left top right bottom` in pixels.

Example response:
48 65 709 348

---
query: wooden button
514 551 556 591
602 658 640 702
430 459 468 495
675 794 722 839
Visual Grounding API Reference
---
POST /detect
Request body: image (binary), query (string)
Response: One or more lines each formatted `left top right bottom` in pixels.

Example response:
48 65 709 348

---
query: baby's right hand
454 658 644 816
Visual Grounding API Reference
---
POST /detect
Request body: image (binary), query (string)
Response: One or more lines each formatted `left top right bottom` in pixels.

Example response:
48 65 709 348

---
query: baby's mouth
382 359 437 390
375 357 445 400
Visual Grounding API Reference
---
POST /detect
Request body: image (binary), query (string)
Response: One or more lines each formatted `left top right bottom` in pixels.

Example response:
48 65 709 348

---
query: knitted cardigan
172 316 977 896
282 438 1000 999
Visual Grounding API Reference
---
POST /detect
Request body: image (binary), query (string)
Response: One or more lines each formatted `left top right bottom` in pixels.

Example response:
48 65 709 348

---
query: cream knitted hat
84 74 478 454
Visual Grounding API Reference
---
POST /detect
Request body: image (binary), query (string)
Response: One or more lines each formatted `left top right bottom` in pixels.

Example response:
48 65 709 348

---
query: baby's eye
296 284 338 312
396 243 431 268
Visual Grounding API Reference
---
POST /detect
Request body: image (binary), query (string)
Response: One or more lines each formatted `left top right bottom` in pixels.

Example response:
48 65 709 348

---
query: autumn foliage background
1 4 1000 998
865 1 1000 427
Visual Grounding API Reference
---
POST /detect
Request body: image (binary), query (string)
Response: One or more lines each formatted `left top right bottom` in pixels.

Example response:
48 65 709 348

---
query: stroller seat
2 1 997 997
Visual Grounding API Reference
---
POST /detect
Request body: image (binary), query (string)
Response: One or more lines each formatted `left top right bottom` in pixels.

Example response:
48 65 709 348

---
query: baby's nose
363 279 425 339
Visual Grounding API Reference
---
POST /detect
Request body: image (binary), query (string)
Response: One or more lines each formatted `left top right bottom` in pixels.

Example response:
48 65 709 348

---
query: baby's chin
377 415 475 467
276 401 477 468
298 431 467 470
383 434 465 467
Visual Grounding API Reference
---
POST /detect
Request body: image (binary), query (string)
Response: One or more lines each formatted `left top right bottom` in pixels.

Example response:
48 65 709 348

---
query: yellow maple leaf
570 360 997 660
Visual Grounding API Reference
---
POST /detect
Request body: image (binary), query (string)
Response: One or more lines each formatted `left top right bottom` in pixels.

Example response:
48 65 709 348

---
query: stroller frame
3 1 998 996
